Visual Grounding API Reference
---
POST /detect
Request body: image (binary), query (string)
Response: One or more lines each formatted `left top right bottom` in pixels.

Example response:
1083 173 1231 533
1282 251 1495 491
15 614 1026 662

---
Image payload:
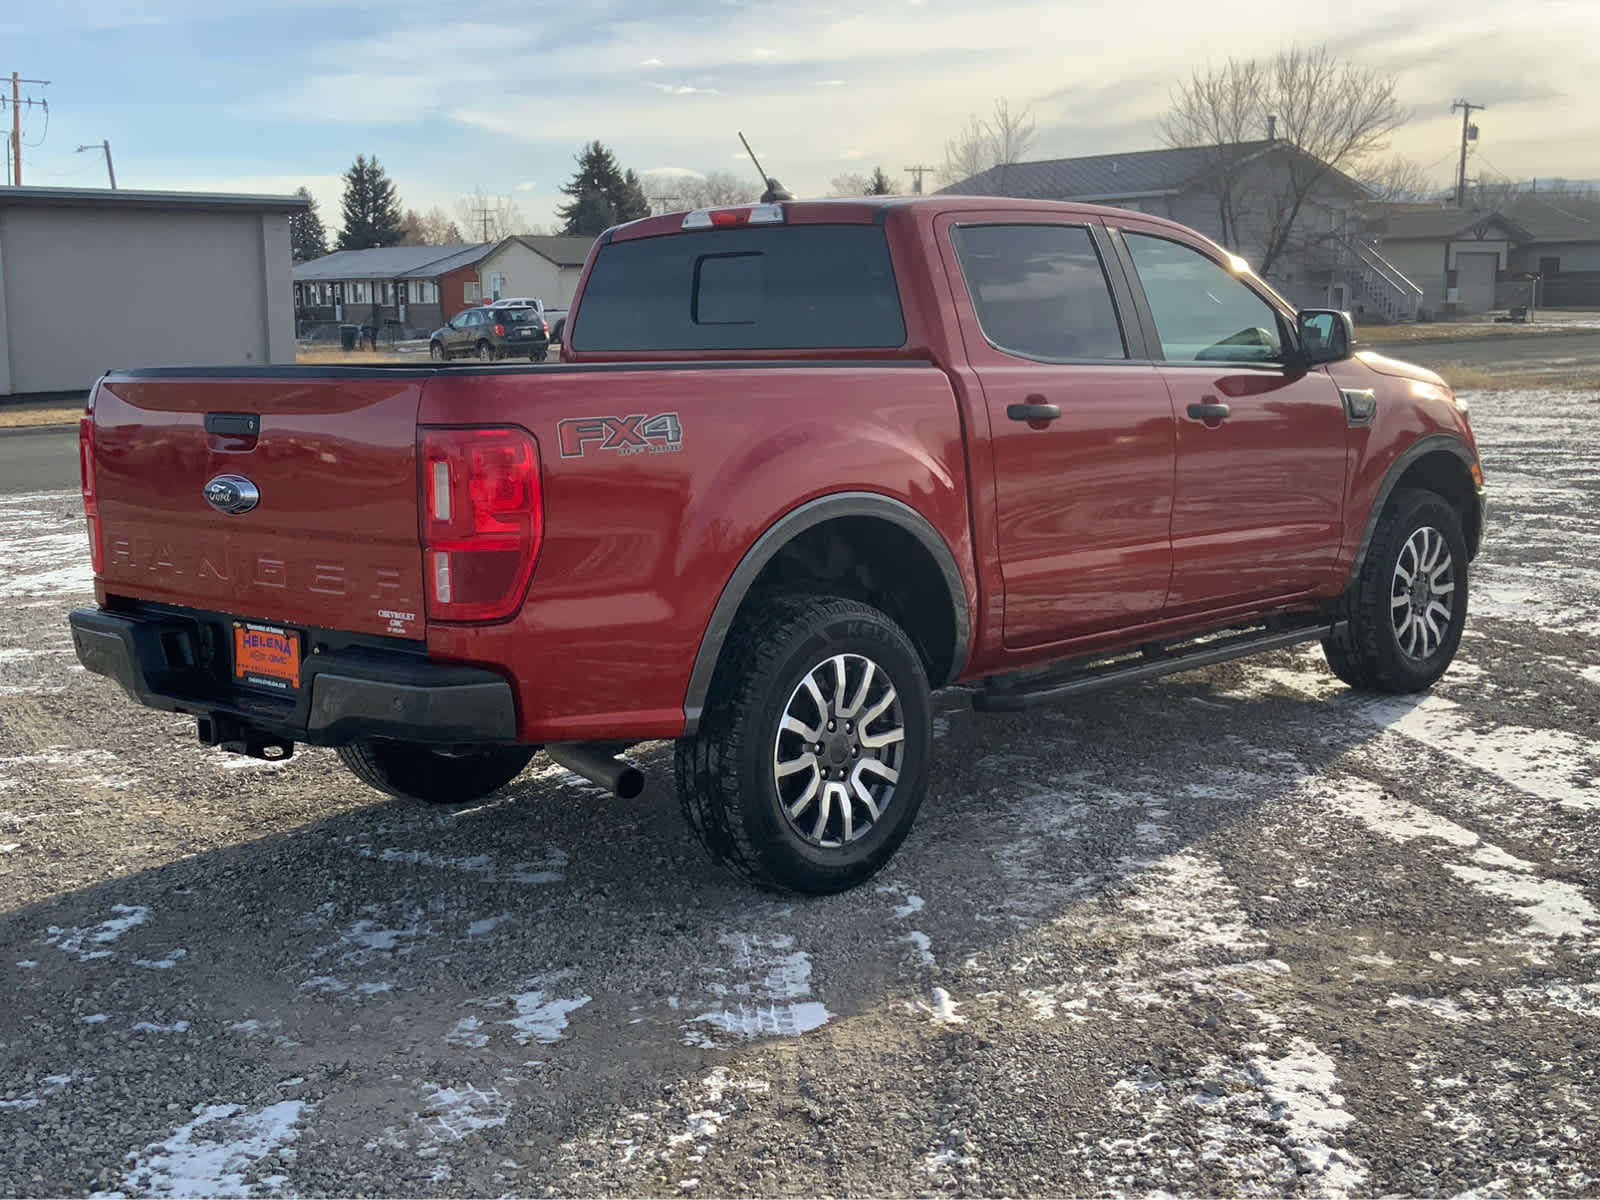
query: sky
5 0 1598 236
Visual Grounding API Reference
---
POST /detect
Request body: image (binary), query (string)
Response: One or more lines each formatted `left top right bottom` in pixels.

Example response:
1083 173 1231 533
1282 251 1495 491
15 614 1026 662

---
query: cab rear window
572 225 906 351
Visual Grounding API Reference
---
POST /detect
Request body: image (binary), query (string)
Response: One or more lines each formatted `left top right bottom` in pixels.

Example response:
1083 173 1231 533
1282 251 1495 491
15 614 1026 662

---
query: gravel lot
2 387 1597 1198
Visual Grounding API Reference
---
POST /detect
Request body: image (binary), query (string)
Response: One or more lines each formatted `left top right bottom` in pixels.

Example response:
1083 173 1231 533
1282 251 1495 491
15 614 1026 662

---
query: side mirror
1297 309 1354 365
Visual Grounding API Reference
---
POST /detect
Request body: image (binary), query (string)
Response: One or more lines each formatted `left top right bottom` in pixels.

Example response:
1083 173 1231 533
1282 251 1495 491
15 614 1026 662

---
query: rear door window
573 225 906 351
951 224 1127 361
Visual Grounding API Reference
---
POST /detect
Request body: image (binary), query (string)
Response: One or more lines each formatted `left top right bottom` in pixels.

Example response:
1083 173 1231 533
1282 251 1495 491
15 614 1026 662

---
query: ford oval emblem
204 474 261 515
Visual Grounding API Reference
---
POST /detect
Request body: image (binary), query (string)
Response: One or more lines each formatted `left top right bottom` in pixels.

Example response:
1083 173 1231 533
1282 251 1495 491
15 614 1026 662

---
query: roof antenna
739 131 793 203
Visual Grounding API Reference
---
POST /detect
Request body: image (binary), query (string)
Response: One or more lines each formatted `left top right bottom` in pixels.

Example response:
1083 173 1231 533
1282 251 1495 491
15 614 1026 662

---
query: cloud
639 57 663 66
516 181 537 191
752 47 775 58
814 80 846 87
650 83 722 95
641 166 704 177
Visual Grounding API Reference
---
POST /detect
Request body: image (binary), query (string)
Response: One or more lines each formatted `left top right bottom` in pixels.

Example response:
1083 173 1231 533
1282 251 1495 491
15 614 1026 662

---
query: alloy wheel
772 653 905 848
1391 524 1456 660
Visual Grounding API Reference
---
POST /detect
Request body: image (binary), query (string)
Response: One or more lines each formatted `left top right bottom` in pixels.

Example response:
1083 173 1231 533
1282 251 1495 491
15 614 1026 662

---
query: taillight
541 319 549 336
79 416 103 573
493 323 506 336
682 203 785 229
419 426 542 622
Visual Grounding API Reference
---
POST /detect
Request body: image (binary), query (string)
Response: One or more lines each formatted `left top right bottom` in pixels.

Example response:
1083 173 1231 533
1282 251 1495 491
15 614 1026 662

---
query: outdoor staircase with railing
1334 234 1424 323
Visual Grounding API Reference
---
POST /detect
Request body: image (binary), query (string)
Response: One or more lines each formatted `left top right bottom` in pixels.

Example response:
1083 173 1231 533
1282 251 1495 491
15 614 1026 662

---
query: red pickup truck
69 196 1485 894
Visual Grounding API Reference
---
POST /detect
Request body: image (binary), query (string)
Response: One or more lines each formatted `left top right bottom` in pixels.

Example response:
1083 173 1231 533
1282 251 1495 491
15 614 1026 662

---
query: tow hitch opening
196 715 295 762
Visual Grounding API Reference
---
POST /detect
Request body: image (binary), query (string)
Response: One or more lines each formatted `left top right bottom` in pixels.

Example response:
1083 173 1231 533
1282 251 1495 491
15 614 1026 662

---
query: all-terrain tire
675 595 932 894
1323 487 1469 693
337 741 536 804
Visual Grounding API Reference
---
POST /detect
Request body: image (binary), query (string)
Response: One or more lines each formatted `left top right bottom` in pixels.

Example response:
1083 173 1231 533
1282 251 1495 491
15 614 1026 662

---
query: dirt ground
1 386 1597 1197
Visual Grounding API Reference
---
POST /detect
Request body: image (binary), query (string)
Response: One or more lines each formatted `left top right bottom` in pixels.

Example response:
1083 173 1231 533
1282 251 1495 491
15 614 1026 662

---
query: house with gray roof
942 140 1415 317
292 242 495 336
293 233 598 337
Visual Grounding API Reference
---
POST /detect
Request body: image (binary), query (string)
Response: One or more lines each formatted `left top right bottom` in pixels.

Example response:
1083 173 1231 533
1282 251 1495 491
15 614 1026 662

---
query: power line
1 72 51 185
903 165 936 195
1451 98 1484 208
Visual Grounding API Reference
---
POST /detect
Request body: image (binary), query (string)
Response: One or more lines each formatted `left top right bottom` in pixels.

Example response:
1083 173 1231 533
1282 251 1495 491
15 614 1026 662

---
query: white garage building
0 186 306 399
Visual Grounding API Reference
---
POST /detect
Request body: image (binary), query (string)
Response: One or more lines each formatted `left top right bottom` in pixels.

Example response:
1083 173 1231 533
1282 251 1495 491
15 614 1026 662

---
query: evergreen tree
336 154 405 250
557 142 650 236
866 166 897 195
289 186 328 261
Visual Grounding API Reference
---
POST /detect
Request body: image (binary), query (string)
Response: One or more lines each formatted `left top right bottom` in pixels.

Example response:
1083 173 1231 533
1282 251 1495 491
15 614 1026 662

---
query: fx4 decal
558 413 684 459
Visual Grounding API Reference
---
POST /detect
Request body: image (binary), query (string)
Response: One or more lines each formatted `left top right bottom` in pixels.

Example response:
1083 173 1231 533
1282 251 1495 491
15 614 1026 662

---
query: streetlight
75 140 115 189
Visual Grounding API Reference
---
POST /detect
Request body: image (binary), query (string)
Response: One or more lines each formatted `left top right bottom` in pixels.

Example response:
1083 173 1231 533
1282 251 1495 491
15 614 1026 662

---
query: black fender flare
682 492 972 734
1347 433 1482 585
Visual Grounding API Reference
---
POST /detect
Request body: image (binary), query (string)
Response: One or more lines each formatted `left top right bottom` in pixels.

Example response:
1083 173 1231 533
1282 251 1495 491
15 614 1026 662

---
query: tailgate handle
205 412 260 436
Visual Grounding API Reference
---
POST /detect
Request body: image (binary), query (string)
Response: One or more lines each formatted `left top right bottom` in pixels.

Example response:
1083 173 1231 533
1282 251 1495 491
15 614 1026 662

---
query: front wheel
429 341 446 362
1323 487 1469 693
337 741 536 804
675 596 932 894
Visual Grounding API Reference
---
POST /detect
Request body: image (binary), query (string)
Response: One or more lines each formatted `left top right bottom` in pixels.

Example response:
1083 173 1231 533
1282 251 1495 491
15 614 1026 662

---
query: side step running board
972 622 1342 712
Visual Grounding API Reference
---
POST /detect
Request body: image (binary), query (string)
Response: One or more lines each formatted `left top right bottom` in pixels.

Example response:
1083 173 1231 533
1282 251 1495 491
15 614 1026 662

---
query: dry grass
1358 320 1597 344
0 404 81 429
294 346 418 365
1428 361 1600 392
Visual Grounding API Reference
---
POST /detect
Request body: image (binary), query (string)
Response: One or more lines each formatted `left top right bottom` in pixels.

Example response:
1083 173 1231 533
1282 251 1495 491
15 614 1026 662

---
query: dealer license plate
233 622 302 692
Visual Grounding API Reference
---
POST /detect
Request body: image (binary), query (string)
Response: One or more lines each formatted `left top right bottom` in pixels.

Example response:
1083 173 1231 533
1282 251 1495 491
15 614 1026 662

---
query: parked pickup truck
69 196 1485 894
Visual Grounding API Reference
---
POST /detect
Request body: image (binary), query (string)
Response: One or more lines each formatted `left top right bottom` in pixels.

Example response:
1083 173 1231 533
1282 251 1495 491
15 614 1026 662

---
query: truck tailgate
91 371 426 640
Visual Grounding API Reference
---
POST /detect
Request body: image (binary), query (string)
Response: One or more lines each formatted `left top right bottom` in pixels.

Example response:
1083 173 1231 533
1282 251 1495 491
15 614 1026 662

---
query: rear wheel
337 740 535 804
477 341 494 362
1323 487 1468 693
675 596 931 894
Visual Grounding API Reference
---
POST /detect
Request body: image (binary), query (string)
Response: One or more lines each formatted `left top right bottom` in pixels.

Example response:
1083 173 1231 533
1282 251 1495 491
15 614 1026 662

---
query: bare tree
400 206 467 245
937 98 1037 187
1359 154 1440 204
1161 45 1407 276
674 171 762 209
829 167 903 196
453 187 532 241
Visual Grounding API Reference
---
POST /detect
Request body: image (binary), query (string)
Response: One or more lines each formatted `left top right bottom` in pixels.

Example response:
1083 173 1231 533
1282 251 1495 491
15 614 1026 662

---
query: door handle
1186 402 1231 422
1007 401 1062 423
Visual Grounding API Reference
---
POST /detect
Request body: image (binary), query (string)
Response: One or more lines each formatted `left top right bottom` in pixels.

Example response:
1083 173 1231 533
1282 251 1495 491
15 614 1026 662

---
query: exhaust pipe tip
614 766 645 800
545 742 645 799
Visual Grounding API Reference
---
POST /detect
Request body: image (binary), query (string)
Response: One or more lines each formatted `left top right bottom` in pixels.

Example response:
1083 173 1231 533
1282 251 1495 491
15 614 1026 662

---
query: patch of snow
367 846 566 885
912 986 965 1024
102 1100 308 1199
900 931 934 966
44 904 150 961
466 914 512 937
445 1017 489 1049
500 988 591 1045
131 1021 191 1034
0 1072 72 1110
419 1083 509 1143
685 934 832 1045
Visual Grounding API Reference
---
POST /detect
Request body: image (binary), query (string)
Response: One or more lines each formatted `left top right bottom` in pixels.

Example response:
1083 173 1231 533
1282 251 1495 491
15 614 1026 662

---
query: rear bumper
69 606 517 747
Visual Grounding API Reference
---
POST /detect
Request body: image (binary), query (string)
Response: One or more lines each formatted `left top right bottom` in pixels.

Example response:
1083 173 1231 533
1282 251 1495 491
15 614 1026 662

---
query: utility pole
647 191 680 215
2 73 51 185
76 140 115 188
472 205 495 241
1451 99 1484 208
903 165 935 195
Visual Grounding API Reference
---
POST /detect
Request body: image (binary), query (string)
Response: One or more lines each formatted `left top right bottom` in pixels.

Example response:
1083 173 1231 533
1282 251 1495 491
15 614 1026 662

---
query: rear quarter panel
419 365 973 742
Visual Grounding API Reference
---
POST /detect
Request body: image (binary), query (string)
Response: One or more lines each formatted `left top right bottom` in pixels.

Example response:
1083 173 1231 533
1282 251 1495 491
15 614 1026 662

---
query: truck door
938 216 1176 649
1112 226 1348 615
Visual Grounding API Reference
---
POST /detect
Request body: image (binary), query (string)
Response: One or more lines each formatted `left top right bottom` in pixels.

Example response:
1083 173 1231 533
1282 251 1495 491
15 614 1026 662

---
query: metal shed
0 186 306 398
